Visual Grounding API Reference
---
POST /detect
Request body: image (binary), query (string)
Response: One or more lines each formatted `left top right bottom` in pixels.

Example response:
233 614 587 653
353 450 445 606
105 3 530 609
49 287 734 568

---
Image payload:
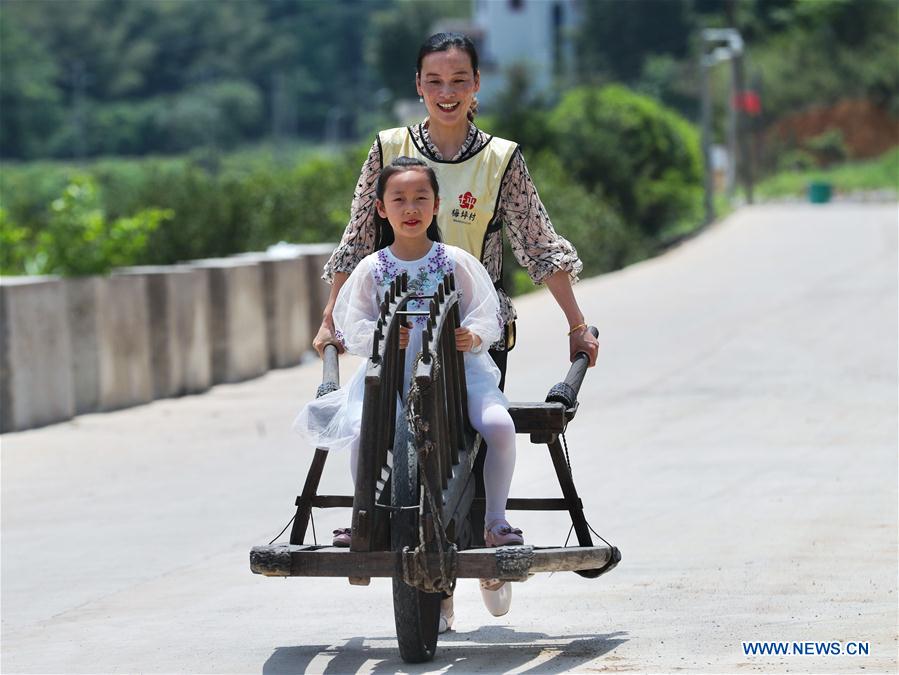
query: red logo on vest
458 192 477 210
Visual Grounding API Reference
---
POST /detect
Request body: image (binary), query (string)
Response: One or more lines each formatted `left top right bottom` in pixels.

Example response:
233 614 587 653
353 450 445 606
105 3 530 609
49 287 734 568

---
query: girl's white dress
294 242 508 453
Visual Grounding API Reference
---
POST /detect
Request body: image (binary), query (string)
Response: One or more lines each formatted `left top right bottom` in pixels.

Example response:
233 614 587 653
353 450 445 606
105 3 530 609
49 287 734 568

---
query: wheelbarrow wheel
391 421 440 663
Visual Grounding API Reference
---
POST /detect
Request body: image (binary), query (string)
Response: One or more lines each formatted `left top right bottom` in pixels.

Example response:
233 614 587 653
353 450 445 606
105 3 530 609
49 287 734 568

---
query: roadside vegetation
1 0 895 285
754 147 899 200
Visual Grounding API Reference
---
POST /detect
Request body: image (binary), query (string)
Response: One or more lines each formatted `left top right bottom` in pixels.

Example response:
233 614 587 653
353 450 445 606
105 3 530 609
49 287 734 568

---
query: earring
419 96 424 103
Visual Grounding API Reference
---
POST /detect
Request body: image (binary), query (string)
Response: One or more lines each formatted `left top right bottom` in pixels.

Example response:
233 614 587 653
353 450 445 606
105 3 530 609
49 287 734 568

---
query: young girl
294 156 522 626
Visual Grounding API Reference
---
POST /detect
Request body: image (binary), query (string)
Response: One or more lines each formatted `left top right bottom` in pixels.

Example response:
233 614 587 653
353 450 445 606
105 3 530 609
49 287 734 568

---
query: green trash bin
808 181 832 204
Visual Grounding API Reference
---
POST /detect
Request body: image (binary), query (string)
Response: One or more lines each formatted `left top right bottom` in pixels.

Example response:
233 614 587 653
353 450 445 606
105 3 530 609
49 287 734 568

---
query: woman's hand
313 316 345 356
313 272 349 356
454 327 481 352
399 322 411 349
569 325 599 367
544 270 599 367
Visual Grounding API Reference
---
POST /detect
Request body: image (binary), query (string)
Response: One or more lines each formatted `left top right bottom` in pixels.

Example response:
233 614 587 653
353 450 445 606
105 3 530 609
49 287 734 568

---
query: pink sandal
484 519 524 547
331 527 351 547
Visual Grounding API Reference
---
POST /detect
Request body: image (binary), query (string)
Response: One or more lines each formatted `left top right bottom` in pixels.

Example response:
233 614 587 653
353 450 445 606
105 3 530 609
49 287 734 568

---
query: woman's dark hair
374 156 442 250
416 32 479 75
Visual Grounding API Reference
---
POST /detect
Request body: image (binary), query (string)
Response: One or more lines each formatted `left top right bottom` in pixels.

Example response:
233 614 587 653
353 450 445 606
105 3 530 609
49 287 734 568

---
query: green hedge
0 145 366 275
1 85 704 284
548 84 703 238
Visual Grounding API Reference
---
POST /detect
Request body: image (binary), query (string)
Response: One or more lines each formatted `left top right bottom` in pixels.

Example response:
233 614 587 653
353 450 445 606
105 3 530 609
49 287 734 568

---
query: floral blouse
322 121 583 350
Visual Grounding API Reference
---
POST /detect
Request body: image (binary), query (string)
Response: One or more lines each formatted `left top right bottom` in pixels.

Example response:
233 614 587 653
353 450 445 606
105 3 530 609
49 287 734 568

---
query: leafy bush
804 129 848 166
547 85 703 238
0 175 172 275
777 149 818 173
525 150 648 276
0 144 366 274
758 146 899 199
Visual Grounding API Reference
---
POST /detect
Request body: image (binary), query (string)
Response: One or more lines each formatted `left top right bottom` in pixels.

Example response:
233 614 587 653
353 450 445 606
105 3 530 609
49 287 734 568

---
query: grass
754 147 899 199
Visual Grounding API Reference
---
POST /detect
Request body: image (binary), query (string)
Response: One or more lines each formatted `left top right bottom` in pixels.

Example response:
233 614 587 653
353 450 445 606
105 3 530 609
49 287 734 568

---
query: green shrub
1 175 172 275
0 206 33 275
804 129 848 166
547 85 703 238
777 148 818 172
525 150 648 278
0 144 366 274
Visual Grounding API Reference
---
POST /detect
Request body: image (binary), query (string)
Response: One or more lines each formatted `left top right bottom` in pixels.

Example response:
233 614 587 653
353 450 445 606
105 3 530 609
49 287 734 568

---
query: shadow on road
262 627 628 674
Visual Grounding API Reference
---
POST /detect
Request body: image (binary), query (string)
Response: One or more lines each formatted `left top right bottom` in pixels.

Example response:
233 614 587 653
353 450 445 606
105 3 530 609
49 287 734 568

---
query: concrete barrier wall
233 253 311 369
114 267 212 398
95 275 154 411
66 277 103 415
1 244 336 432
190 258 268 384
0 277 75 432
67 275 155 413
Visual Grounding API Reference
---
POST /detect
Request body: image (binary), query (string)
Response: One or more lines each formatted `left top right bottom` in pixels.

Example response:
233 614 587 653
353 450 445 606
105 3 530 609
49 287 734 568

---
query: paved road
2 203 897 674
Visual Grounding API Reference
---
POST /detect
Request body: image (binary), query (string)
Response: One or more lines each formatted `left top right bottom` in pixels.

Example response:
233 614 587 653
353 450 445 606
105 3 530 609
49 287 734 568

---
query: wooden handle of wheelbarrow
316 344 340 398
545 326 598 409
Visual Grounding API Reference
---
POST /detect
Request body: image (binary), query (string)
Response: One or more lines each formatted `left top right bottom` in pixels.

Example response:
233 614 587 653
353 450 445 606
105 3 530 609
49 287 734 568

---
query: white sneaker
439 596 455 633
479 578 512 617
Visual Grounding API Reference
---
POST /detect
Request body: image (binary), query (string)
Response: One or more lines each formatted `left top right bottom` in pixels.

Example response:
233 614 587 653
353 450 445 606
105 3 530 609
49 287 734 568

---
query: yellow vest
378 126 518 260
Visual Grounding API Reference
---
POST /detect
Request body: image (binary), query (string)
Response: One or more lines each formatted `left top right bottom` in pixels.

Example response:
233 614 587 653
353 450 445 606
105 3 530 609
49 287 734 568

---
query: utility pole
731 48 753 204
699 50 715 225
726 0 754 205
700 27 750 224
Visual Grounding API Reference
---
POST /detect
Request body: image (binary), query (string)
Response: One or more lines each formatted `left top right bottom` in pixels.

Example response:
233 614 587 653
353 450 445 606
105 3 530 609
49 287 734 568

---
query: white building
397 0 582 124
470 0 582 107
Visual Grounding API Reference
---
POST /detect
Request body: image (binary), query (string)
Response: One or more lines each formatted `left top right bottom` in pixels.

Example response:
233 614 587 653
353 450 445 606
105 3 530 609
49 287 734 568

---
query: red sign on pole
733 90 761 116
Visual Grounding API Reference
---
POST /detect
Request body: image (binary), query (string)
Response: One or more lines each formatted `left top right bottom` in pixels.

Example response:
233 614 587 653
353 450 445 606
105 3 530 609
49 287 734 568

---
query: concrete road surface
2 203 896 674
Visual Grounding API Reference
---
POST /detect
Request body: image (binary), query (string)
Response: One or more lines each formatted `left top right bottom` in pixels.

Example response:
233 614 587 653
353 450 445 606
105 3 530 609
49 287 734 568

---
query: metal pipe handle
316 344 340 397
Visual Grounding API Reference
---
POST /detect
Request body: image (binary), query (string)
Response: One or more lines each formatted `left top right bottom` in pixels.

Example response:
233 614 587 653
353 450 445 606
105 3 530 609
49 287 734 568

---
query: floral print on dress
372 249 399 287
427 242 453 277
371 243 456 327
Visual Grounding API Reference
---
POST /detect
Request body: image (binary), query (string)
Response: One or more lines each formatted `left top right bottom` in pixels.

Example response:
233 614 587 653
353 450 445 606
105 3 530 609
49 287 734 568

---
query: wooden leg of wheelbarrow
289 448 329 545
544 435 611 578
545 436 592 547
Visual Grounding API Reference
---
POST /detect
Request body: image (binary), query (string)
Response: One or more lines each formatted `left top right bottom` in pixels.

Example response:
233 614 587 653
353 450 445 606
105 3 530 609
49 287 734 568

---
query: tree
576 0 696 84
0 6 63 157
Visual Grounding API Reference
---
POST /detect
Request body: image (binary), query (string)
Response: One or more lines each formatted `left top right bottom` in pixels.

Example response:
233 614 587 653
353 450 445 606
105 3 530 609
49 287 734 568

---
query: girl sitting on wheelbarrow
295 156 521 630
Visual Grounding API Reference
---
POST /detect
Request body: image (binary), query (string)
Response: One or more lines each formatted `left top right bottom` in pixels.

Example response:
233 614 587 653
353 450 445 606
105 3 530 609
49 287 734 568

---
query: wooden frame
251 275 619 661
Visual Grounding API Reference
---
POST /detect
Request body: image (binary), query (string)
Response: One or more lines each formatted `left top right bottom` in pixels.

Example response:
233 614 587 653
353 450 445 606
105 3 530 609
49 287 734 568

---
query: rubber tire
391 421 441 663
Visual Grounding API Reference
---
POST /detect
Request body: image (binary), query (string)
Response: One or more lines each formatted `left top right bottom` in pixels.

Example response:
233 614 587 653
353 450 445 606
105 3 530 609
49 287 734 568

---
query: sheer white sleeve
332 257 380 357
451 247 503 350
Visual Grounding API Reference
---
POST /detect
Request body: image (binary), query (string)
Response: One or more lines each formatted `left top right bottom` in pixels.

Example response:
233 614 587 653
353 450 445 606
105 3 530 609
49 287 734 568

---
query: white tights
468 401 517 525
349 400 517 525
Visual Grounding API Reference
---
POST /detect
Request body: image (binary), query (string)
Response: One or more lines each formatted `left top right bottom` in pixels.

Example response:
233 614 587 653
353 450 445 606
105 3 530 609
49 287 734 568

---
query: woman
311 32 600 630
314 32 599 378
